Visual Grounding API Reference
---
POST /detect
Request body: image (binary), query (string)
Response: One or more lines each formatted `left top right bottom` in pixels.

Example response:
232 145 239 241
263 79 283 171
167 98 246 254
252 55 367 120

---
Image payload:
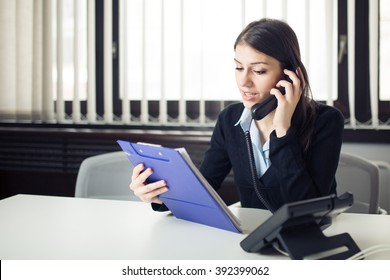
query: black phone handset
251 71 294 121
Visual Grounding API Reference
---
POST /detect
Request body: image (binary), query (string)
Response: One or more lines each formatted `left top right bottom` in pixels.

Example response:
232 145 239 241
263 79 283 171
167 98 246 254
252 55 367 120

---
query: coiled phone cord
244 126 274 213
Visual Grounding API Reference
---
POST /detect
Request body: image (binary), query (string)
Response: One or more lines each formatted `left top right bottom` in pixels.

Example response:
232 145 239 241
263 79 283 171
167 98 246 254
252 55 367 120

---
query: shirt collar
234 107 252 132
235 107 270 151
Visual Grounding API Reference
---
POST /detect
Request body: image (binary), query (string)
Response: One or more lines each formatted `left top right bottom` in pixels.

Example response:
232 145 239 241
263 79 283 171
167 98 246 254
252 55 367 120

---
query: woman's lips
242 91 258 100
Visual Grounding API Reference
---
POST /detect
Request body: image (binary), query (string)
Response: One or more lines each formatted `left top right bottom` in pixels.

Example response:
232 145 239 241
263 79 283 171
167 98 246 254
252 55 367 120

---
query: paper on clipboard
117 140 242 233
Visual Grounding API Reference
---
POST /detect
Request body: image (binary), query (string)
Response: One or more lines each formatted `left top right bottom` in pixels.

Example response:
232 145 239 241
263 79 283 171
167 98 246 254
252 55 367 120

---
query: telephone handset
251 72 294 121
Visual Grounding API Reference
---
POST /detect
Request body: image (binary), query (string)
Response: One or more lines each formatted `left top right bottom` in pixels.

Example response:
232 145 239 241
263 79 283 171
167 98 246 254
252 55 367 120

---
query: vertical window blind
0 0 388 129
379 0 390 126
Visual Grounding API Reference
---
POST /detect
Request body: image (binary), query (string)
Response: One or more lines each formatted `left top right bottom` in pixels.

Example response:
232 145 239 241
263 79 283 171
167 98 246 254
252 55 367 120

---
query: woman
130 18 344 212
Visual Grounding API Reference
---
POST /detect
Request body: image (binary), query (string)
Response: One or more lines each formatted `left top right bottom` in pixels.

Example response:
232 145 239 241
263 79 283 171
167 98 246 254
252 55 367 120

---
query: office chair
231 152 387 214
336 152 384 214
75 151 140 201
371 160 390 213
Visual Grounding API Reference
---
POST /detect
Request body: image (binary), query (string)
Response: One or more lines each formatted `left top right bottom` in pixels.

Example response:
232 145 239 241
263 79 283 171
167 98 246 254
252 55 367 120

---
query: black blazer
199 102 344 211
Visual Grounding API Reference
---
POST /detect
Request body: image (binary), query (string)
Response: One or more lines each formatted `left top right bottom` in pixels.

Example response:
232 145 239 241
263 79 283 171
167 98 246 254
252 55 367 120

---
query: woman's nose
238 72 252 87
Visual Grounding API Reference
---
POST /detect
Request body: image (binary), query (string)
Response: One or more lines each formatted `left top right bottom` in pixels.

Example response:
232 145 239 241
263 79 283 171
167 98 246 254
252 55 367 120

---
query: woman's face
234 43 284 109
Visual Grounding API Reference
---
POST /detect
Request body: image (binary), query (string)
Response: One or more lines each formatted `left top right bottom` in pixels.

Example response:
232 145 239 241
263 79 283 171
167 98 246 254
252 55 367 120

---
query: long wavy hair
234 18 318 156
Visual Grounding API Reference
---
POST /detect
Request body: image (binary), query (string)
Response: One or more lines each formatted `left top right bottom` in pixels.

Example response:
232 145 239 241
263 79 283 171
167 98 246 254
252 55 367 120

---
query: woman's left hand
271 67 303 137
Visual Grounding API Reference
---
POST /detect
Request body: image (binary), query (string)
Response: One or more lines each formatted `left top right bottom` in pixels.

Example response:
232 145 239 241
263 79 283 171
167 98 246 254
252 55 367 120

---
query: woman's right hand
129 163 168 204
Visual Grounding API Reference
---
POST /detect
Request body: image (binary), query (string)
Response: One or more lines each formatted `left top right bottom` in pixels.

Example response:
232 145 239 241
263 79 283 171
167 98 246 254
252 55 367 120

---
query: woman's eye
254 70 266 75
235 67 244 71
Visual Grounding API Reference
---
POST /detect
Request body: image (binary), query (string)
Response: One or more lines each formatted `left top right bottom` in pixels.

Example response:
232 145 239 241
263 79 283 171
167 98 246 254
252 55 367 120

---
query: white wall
342 143 390 163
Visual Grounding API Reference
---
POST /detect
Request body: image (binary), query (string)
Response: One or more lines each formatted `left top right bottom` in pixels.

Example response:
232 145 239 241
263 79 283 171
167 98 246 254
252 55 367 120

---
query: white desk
0 194 389 260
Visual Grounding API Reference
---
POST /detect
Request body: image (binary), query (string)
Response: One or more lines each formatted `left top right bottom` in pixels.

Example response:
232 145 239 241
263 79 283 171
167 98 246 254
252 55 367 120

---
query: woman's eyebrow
233 58 268 65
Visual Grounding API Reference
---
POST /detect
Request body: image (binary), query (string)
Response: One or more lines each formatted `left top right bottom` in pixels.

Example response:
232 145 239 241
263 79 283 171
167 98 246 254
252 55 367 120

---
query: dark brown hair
234 18 318 156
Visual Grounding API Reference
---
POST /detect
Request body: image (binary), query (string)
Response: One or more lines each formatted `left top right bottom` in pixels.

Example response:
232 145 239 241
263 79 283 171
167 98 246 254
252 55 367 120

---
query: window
380 0 390 102
116 0 338 126
52 0 88 102
336 0 389 128
0 0 389 134
379 0 390 126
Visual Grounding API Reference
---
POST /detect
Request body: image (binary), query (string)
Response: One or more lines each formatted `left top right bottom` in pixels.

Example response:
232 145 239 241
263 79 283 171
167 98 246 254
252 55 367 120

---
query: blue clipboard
117 140 242 233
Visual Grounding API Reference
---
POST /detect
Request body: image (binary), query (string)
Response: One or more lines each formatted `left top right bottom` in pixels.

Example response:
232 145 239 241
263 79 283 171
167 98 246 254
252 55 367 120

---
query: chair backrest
75 151 140 201
371 160 390 213
336 152 380 214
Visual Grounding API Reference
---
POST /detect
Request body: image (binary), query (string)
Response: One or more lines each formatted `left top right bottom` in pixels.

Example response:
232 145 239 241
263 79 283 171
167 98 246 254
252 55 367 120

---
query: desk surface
0 194 389 260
